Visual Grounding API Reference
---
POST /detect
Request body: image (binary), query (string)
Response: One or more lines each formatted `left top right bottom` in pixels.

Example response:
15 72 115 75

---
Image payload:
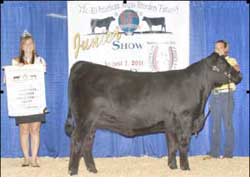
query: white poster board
68 1 189 72
4 64 46 117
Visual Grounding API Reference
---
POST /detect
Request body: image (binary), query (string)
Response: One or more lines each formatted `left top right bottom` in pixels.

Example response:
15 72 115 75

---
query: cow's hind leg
68 132 84 175
162 24 166 32
178 135 191 170
82 127 97 173
165 132 178 169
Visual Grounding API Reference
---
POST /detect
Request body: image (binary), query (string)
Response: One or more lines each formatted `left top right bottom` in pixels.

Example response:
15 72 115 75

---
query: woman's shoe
21 158 30 167
31 159 40 167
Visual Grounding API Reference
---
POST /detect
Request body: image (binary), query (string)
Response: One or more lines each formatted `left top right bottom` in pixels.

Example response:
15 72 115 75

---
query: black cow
142 16 166 32
90 16 115 34
65 52 242 175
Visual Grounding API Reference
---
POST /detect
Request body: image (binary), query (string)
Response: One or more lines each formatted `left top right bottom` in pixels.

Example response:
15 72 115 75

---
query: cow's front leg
83 128 97 173
165 132 178 169
149 25 152 32
178 136 191 170
68 135 83 176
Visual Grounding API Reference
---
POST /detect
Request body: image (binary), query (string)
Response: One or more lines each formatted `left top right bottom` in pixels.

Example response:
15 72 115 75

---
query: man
205 40 240 159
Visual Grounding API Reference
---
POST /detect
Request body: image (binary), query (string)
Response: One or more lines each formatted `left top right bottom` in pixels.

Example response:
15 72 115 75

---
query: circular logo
118 9 139 35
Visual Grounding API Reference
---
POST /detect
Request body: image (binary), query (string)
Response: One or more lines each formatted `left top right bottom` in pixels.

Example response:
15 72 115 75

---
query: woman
12 30 46 167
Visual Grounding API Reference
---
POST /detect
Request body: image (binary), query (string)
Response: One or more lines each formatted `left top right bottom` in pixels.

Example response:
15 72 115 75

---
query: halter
206 61 233 82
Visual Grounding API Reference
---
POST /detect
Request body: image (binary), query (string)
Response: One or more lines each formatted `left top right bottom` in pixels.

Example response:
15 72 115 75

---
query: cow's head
110 16 115 21
142 17 147 21
206 52 242 87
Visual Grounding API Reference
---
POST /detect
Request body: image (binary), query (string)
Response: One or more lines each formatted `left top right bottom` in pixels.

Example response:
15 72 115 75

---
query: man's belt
212 88 234 95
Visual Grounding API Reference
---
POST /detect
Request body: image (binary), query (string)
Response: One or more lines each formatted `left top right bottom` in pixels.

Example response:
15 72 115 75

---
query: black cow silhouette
90 16 115 33
142 16 166 32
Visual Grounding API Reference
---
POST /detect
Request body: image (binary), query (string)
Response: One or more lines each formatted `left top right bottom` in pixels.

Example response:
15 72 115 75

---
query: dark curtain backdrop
1 1 249 157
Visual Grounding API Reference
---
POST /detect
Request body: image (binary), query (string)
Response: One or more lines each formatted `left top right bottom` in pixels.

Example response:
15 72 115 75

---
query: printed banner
68 1 189 72
4 65 46 117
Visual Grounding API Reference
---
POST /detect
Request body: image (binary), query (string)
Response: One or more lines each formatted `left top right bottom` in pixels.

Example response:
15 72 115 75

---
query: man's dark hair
216 40 228 48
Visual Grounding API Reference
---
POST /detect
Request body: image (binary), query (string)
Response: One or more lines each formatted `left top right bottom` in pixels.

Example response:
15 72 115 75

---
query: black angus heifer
142 16 166 32
90 16 115 34
65 52 242 175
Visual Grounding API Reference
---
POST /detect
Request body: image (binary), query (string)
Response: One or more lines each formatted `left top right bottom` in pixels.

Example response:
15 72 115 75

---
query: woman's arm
12 58 20 66
38 57 46 73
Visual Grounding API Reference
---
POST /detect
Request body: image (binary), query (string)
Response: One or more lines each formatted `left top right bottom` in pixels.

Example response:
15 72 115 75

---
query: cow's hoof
68 169 78 176
168 160 177 169
87 166 98 173
180 165 190 171
168 163 177 170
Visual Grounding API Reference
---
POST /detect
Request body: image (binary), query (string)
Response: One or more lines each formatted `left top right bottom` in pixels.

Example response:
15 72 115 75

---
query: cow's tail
65 107 75 137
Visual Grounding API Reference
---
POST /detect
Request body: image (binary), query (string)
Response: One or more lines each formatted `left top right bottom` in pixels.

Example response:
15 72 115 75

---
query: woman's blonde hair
18 31 37 64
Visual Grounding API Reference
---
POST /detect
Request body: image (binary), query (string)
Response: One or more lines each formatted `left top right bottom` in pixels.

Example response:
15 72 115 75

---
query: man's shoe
221 155 233 159
203 155 219 160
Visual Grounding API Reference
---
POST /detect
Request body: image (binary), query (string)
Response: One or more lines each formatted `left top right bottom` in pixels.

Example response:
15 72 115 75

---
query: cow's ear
208 52 219 64
209 52 219 61
213 52 220 57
